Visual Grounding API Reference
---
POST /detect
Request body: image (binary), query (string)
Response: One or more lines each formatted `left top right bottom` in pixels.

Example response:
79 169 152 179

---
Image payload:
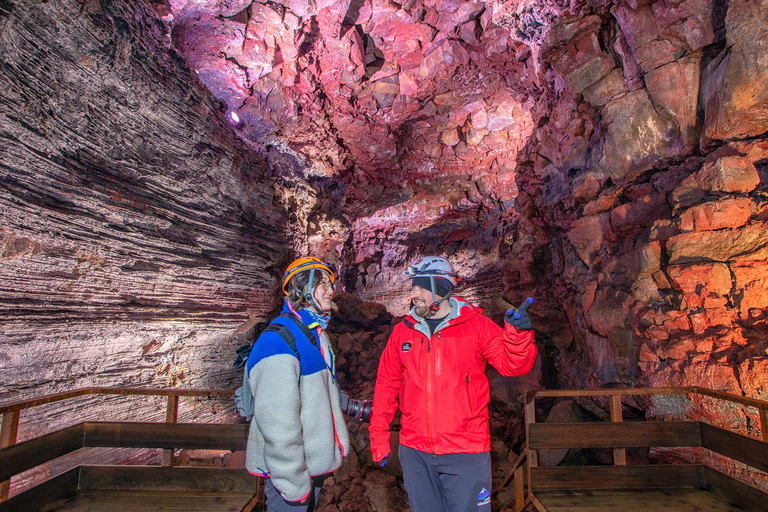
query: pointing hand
505 297 534 330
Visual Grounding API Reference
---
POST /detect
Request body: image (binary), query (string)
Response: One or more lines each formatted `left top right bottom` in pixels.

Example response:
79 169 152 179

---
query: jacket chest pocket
400 338 427 375
437 335 477 377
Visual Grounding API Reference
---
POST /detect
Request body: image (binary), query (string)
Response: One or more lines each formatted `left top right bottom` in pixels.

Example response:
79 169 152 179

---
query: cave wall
0 0 290 433
508 0 768 429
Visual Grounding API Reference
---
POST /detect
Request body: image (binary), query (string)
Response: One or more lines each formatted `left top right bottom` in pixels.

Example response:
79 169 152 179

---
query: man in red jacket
369 256 537 512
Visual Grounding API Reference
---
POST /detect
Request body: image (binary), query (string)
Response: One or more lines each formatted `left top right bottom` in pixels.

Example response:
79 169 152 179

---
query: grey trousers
399 445 492 512
264 476 324 512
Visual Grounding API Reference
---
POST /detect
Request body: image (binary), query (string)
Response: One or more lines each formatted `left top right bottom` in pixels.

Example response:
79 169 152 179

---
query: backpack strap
264 323 300 362
232 322 300 369
279 312 318 348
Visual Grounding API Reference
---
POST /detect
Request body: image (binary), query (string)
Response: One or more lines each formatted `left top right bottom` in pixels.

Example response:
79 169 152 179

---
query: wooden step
536 488 750 512
44 490 259 512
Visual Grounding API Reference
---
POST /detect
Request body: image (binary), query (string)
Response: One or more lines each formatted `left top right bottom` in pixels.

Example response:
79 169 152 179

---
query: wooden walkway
537 489 751 511
43 490 259 512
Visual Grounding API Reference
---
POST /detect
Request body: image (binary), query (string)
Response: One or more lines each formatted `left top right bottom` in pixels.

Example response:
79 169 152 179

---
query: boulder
701 0 768 143
666 222 768 264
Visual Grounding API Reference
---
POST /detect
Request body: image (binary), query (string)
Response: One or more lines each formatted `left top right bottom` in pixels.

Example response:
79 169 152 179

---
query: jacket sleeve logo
402 341 412 352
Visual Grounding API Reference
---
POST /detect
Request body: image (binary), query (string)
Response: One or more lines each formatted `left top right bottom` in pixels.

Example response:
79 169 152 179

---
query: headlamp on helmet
403 257 460 285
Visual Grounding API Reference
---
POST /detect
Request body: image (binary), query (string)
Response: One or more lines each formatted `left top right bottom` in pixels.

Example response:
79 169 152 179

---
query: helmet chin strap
302 268 329 317
427 276 451 317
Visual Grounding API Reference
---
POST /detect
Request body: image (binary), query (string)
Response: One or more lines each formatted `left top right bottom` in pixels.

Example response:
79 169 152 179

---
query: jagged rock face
165 0 553 316
0 0 290 419
511 0 768 430
166 0 768 432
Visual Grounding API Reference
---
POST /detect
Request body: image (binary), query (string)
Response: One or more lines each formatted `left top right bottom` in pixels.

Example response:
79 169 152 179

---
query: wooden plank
526 386 768 412
610 395 627 466
699 422 768 474
83 422 248 451
525 398 538 468
513 464 525 512
50 490 259 511
703 466 768 511
78 466 262 493
0 423 85 482
528 421 701 450
0 411 20 501
0 467 79 512
760 407 768 443
0 387 235 415
530 465 705 491
162 395 180 467
536 488 747 512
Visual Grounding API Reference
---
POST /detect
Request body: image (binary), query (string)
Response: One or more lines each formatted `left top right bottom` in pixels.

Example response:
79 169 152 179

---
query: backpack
233 312 317 420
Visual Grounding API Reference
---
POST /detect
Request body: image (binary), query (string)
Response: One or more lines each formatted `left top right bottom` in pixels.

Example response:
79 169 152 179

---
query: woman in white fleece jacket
245 257 350 511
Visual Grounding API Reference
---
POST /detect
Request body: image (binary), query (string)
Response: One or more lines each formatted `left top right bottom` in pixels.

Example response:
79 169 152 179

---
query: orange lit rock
701 0 768 143
666 222 768 264
678 197 753 232
667 262 732 296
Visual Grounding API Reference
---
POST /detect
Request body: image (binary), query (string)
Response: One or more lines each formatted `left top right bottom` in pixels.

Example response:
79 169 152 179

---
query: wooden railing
519 386 768 512
0 387 235 502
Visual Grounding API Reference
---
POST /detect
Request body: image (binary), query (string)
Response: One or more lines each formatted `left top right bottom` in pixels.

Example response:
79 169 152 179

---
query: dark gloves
505 297 534 330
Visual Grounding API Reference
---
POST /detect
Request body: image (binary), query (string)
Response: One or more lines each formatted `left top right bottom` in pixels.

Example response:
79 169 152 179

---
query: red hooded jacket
369 297 537 460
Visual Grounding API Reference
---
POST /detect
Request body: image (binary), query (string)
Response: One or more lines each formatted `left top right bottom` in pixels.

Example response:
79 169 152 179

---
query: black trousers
399 445 492 512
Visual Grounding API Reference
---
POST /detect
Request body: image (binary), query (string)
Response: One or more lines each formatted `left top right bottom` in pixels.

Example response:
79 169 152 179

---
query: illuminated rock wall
0 0 289 426
509 0 768 430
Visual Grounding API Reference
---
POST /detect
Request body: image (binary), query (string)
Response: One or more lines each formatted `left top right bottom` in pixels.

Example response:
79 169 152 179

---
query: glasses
316 279 336 292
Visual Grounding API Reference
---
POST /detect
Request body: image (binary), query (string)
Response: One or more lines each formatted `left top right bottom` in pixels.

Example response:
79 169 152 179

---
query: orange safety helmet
281 257 336 295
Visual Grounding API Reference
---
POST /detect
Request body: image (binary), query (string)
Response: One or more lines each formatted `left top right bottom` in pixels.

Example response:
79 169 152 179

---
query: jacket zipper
465 374 473 411
436 331 442 376
426 336 434 454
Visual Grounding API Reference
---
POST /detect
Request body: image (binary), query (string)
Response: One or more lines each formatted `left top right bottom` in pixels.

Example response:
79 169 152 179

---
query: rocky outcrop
510 0 768 434
0 0 290 426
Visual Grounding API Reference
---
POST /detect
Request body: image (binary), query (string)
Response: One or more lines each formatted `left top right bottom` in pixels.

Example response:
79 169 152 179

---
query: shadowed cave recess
1 0 767 508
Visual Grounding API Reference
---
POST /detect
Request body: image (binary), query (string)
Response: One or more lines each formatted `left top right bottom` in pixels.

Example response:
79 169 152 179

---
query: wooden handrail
0 386 238 499
0 387 235 415
526 386 768 412
526 386 768 442
522 386 768 512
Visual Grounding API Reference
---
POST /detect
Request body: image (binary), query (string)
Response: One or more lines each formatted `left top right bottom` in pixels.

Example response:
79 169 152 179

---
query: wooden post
524 394 537 506
1 411 20 501
162 395 179 467
610 394 627 465
525 395 538 467
760 408 768 443
514 463 525 512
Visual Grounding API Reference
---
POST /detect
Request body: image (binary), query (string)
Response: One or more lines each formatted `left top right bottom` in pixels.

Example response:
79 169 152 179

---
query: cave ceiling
163 0 565 236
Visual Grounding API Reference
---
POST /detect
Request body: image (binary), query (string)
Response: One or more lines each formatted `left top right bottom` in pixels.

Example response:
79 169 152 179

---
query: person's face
411 284 437 317
311 272 335 313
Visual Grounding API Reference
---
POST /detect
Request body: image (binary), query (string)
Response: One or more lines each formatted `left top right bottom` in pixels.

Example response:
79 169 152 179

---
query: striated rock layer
0 0 290 433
